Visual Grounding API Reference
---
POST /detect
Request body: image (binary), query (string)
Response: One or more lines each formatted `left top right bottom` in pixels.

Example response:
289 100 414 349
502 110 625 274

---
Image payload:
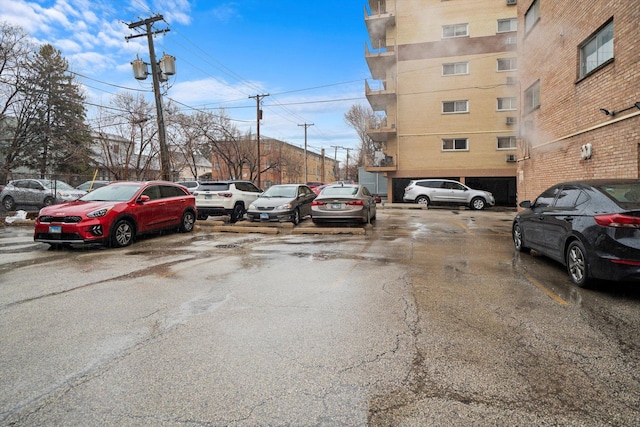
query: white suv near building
194 180 263 222
403 179 495 210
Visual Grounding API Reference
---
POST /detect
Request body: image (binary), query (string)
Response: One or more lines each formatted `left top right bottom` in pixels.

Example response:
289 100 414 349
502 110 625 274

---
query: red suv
34 181 197 248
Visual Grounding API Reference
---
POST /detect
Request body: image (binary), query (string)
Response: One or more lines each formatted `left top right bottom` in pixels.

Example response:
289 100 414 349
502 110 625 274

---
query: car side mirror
519 200 531 208
138 195 150 203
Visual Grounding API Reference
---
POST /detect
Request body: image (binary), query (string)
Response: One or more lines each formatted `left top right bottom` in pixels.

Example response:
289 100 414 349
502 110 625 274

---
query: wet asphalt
1 206 639 425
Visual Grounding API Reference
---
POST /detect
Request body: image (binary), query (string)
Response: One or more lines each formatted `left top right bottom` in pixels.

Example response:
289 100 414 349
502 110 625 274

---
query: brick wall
516 0 640 202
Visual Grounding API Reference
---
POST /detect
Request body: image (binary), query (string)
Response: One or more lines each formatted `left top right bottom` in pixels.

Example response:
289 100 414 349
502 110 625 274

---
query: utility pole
330 145 340 180
298 123 313 183
126 15 172 181
320 148 325 182
249 93 269 188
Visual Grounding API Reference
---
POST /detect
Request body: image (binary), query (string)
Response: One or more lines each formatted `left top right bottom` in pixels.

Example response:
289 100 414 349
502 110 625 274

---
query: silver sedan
311 184 377 224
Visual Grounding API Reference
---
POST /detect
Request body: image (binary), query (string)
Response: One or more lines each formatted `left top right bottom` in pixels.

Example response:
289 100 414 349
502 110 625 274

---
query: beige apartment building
364 0 519 205
516 0 640 203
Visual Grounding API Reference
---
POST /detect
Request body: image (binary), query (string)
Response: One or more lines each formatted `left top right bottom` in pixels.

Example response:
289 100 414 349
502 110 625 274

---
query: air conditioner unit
506 0 517 5
506 117 517 125
505 154 517 162
506 76 517 85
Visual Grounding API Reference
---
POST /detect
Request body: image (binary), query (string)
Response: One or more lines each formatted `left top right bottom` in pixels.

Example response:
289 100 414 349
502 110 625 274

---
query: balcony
365 42 396 80
366 116 396 143
365 79 396 111
365 150 396 172
364 3 395 41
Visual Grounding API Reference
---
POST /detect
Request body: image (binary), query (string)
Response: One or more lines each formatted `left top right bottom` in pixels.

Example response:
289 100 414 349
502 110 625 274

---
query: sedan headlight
277 203 293 210
87 206 113 218
248 203 256 210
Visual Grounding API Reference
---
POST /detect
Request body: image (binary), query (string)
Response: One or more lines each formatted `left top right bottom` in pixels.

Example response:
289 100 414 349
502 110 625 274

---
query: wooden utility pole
126 15 171 181
249 94 269 188
298 123 313 183
331 145 340 180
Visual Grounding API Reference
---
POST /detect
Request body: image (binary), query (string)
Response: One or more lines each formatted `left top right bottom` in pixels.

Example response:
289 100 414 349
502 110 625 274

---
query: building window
442 62 468 76
442 138 469 151
214 162 220 170
442 100 469 114
497 58 517 71
580 20 614 78
525 0 540 33
497 97 517 111
497 18 517 33
524 80 540 113
497 136 517 149
442 23 468 39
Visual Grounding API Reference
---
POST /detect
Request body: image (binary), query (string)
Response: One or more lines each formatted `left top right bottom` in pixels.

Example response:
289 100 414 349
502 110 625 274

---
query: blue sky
1 0 372 161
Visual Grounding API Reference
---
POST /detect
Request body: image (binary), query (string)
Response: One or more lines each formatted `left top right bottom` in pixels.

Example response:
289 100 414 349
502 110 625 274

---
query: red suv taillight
346 200 365 206
594 213 640 228
218 192 233 198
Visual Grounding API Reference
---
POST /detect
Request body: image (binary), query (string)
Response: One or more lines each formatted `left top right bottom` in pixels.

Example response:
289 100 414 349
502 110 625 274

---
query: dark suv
193 180 262 222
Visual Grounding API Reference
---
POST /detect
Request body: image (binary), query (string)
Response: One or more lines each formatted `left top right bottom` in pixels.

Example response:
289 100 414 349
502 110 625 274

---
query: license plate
49 225 62 234
332 203 341 209
260 213 269 219
205 194 212 199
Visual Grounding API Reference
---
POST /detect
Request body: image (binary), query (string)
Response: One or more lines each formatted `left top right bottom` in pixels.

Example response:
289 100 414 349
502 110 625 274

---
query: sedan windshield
80 184 142 202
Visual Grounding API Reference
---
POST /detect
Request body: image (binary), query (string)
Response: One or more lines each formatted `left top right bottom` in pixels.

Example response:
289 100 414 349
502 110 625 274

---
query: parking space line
524 273 569 306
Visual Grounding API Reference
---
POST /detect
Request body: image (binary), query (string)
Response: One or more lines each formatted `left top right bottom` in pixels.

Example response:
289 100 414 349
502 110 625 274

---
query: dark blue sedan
513 179 640 287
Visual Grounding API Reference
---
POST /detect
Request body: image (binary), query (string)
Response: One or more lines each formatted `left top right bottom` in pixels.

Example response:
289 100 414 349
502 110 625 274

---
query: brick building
364 0 519 205
209 137 337 188
516 0 640 203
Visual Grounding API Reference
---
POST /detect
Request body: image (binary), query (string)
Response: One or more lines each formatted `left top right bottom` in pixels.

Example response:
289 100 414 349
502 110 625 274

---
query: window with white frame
524 80 540 112
580 20 614 78
442 138 468 151
497 97 517 111
442 23 468 39
497 136 517 149
442 62 468 76
442 100 468 114
497 57 517 71
497 18 517 33
525 0 540 33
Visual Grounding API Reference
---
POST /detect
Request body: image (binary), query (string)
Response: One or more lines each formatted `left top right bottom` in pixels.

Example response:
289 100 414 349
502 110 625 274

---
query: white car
403 179 494 210
194 180 262 223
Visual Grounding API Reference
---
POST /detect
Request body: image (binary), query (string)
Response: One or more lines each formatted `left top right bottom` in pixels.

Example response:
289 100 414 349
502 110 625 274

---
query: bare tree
344 103 378 167
167 108 211 180
0 23 38 181
93 93 158 180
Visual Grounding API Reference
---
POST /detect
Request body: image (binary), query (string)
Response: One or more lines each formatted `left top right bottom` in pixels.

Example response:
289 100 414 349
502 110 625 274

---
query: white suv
194 180 262 222
403 179 495 210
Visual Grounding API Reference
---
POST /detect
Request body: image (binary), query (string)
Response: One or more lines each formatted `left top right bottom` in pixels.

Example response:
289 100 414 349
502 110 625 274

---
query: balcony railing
364 151 396 171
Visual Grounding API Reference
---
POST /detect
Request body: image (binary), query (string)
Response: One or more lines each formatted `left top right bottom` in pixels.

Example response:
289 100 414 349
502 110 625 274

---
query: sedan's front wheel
292 208 300 225
513 223 530 253
566 240 589 288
